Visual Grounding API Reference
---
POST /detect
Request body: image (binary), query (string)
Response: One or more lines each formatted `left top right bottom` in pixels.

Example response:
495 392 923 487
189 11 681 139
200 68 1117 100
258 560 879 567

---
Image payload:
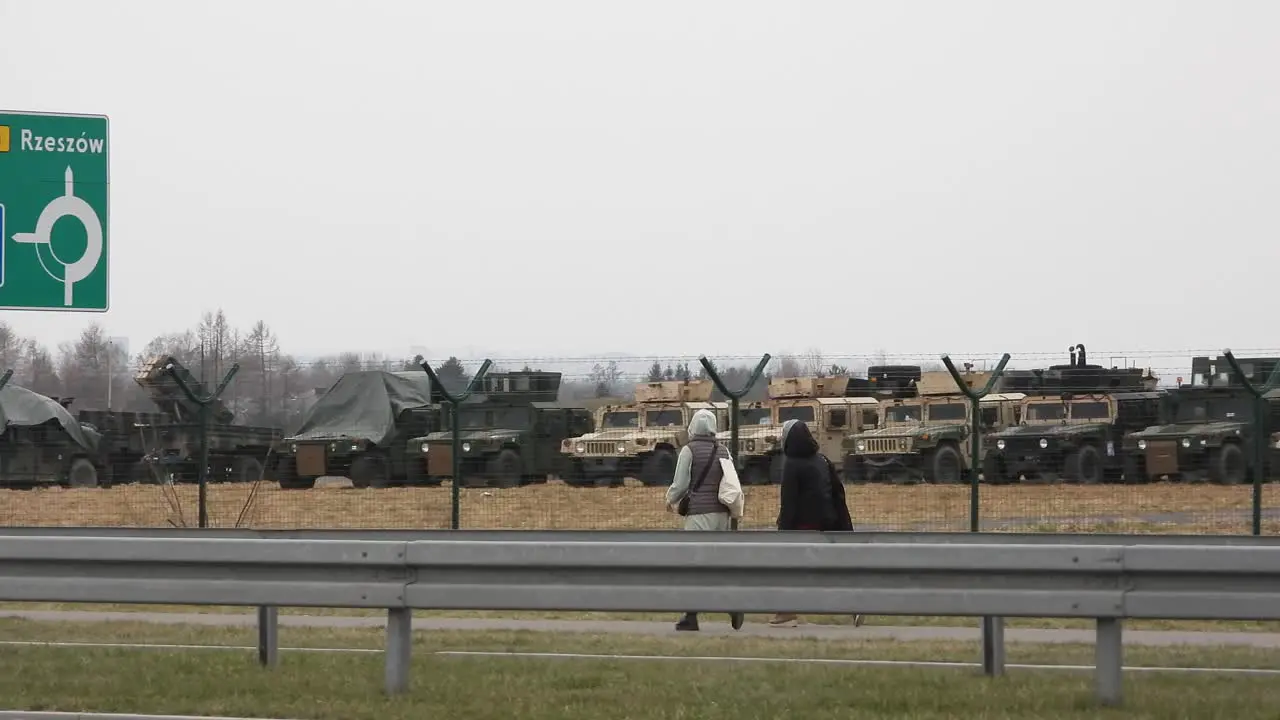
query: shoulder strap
689 441 718 494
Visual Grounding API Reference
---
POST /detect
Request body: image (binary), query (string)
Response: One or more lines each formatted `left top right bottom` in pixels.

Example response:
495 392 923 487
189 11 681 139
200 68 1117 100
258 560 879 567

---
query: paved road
4 609 1280 648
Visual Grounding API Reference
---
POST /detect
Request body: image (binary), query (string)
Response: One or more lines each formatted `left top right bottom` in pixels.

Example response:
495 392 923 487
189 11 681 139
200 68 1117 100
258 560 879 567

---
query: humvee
720 375 880 485
415 371 593 488
982 346 1162 485
275 370 445 489
0 387 108 488
560 379 728 487
1122 355 1280 484
843 369 1024 485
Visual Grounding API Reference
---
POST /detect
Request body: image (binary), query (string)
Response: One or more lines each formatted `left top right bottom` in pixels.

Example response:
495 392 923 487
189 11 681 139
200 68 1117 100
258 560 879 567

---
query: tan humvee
716 376 880 486
559 379 728 488
845 377 1025 484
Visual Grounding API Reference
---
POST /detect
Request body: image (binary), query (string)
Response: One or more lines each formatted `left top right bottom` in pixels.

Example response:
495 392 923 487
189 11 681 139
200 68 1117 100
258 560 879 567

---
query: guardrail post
1221 350 1280 536
257 605 278 667
419 360 492 530
165 362 240 529
942 352 1011 677
385 607 413 694
699 355 771 526
1095 618 1124 706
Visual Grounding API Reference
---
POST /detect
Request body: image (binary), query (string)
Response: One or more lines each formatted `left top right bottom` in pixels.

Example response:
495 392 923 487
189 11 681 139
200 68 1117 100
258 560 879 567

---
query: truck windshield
1025 403 1066 422
778 405 815 423
645 410 684 427
884 404 923 423
1174 397 1251 423
738 408 772 425
601 411 639 428
1070 401 1109 420
927 404 966 421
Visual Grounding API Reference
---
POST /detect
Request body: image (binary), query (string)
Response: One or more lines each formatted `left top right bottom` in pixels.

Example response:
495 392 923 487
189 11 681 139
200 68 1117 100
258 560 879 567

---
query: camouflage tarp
0 384 96 451
287 371 435 446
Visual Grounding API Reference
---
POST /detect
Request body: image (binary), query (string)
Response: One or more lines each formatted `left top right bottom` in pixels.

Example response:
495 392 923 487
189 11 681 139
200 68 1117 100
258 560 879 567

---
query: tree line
1 310 930 433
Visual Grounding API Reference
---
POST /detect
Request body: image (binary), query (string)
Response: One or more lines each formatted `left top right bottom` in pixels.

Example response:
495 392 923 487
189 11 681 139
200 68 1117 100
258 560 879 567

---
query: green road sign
0 110 109 312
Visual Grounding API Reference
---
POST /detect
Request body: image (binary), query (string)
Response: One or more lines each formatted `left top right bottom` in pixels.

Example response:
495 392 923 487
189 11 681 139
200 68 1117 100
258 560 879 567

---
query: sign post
0 110 109 312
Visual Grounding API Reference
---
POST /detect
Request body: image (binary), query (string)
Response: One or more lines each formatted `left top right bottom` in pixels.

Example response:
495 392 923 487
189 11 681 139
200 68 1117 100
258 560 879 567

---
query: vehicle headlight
1038 438 1048 449
1200 439 1208 446
616 443 626 454
746 439 756 452
996 439 1005 450
1137 440 1147 450
1181 438 1191 448
290 444 297 453
421 443 429 453
576 444 585 453
462 442 471 452
856 441 866 452
350 443 359 452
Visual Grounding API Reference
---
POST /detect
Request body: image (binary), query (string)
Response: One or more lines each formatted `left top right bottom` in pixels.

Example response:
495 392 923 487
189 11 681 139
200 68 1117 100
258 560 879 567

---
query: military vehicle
560 379 728 487
78 355 283 485
0 385 108 488
1122 355 1280 484
982 345 1162 484
275 369 444 489
843 368 1024 484
415 371 593 488
720 375 881 486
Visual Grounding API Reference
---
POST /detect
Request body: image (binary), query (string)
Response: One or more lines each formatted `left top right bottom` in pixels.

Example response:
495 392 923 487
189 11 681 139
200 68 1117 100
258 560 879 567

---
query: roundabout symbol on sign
11 165 104 307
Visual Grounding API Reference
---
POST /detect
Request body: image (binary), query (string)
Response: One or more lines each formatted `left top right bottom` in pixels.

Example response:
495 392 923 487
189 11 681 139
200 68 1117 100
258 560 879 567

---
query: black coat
776 420 852 531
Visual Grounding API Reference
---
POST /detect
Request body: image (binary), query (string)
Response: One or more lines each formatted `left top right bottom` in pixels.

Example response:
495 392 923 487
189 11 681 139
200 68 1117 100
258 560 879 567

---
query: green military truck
77 355 282 485
275 369 444 489
559 379 728 487
843 369 1024 485
0 384 108 488
415 371 593 488
982 346 1162 485
1122 355 1280 485
723 375 881 486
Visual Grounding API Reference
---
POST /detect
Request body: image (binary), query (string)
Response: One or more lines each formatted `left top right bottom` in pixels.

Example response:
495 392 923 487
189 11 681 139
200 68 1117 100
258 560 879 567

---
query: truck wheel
351 455 392 489
1064 445 1104 484
843 455 865 484
927 445 963 484
640 448 676 487
561 459 593 487
769 453 786 485
742 460 770 486
68 458 101 488
983 455 1011 485
1209 443 1247 485
232 456 264 483
1122 453 1147 485
487 449 522 488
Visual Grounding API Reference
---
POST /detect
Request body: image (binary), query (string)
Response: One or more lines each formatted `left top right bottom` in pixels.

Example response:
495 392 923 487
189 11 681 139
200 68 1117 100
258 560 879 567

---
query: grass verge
4 601 1280 634
2 619 1280 719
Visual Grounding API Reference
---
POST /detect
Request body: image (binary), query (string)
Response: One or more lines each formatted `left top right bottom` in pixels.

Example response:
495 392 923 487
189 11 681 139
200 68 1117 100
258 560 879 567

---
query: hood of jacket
781 419 819 458
687 408 718 438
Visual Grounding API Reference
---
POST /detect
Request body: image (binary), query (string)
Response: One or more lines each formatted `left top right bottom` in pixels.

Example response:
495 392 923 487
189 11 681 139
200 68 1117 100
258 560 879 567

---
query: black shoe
729 612 745 630
675 613 699 632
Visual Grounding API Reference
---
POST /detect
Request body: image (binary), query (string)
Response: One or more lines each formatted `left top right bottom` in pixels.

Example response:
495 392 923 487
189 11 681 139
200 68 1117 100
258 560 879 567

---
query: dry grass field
0 479 1275 533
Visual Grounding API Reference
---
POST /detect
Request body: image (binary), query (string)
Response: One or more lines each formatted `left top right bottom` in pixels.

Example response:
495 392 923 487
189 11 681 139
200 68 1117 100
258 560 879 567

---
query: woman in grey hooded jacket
664 408 744 631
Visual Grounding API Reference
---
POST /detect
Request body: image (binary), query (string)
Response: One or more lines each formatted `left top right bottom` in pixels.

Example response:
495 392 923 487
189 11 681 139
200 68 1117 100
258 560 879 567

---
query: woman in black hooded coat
770 418 857 627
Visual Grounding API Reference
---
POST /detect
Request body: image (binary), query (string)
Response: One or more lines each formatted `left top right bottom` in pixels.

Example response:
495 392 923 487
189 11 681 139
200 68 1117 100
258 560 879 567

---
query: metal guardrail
2 535 1280 707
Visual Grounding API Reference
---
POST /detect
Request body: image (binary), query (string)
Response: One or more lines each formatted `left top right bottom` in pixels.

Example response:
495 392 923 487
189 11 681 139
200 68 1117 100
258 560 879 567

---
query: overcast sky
2 0 1276 366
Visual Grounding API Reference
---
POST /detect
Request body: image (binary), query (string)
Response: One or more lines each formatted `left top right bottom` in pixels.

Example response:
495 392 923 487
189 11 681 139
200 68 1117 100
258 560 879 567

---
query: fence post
165 362 240 529
698 355 771 464
0 369 11 390
419 359 492 530
941 352 1010 678
1220 350 1280 536
940 353 1011 533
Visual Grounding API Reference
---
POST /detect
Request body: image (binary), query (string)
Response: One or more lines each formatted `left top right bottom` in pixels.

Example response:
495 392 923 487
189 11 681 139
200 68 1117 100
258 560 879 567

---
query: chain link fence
1 348 1277 534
